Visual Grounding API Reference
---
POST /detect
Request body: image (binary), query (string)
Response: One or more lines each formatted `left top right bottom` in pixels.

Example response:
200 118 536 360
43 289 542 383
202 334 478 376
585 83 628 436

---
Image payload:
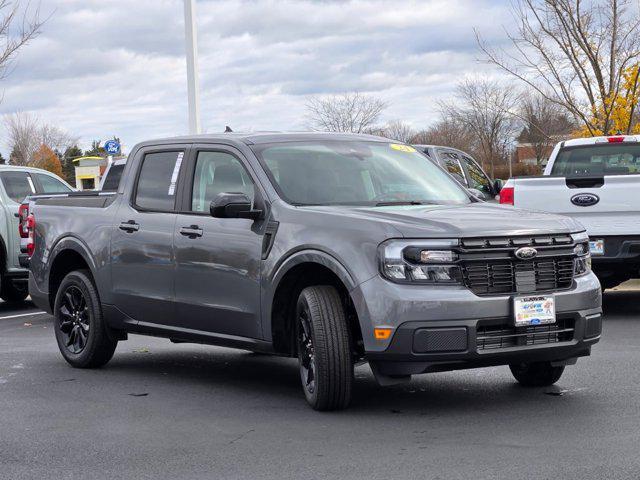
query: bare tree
0 1 45 81
517 93 576 164
371 120 416 143
305 92 387 133
440 78 521 177
411 118 478 153
4 112 77 166
477 0 640 135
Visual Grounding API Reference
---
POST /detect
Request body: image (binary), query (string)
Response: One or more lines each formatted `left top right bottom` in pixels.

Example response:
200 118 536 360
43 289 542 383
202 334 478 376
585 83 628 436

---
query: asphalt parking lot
1 288 640 480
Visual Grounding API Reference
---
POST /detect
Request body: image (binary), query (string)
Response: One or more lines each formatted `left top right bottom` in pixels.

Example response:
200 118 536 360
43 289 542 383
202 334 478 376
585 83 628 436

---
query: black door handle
179 225 203 238
119 220 140 233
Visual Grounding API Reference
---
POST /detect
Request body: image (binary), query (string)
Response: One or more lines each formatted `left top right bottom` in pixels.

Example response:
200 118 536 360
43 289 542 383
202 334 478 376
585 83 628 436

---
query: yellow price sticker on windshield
390 144 416 153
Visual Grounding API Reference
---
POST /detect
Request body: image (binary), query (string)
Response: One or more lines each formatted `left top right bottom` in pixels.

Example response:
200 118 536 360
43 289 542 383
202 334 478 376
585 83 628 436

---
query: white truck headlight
379 239 462 284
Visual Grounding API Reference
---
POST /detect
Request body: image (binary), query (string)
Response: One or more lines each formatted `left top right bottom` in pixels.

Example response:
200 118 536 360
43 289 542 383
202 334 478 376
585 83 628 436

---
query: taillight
499 186 514 205
18 203 29 238
26 214 35 256
607 136 625 143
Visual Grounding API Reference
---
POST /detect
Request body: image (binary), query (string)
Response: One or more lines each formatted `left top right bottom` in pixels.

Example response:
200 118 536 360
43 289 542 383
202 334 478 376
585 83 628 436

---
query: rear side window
102 164 125 190
135 151 184 211
551 144 640 176
0 172 35 203
34 173 71 194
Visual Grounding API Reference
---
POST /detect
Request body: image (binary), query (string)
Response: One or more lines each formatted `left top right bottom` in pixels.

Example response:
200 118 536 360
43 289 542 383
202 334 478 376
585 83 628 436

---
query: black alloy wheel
297 303 316 396
58 285 90 354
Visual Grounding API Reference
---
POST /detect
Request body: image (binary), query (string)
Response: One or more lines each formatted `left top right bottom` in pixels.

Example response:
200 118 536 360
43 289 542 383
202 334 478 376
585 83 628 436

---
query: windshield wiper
374 200 427 207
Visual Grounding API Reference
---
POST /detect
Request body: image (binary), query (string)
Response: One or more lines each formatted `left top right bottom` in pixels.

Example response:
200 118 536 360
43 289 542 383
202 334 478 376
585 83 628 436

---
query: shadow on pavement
602 289 640 317
0 299 38 315
101 344 596 416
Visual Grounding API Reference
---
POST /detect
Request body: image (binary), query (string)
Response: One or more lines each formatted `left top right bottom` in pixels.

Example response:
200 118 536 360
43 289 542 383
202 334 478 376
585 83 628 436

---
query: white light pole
184 0 201 135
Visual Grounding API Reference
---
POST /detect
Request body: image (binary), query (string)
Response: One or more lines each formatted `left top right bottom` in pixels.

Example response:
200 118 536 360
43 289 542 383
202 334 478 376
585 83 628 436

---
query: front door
110 147 188 326
174 147 264 339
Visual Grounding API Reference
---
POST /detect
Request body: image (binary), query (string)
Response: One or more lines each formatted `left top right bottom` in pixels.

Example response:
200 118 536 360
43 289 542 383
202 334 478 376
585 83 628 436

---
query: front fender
261 248 362 341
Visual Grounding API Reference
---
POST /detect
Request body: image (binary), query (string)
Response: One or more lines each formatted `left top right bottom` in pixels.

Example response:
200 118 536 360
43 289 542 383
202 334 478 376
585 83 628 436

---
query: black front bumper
367 308 602 376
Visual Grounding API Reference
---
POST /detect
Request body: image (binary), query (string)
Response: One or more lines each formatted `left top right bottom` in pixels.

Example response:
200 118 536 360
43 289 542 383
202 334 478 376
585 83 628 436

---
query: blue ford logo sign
571 193 599 207
104 140 121 155
515 247 538 260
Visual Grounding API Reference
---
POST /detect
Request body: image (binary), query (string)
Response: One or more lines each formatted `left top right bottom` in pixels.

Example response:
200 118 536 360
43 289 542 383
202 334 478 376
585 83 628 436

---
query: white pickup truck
500 135 640 289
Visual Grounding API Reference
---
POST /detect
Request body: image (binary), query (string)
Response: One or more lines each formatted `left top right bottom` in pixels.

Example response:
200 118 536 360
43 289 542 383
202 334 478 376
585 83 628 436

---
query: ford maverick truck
24 133 602 410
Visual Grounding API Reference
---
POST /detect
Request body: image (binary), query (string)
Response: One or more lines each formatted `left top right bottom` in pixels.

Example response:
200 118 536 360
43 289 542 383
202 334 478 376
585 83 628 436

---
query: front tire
1 278 28 303
54 270 117 368
296 286 353 411
509 361 564 387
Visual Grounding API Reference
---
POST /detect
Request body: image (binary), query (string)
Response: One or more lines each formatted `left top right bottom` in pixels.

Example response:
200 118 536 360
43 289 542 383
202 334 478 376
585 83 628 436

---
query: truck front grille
458 234 578 296
462 258 575 295
476 317 575 351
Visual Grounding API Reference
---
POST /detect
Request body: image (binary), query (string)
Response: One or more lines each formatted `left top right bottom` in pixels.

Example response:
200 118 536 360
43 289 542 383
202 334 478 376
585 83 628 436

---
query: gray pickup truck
23 133 602 410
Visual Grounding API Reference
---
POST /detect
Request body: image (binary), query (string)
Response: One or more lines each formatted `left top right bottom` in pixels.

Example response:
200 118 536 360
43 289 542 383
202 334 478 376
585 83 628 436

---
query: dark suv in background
414 145 503 201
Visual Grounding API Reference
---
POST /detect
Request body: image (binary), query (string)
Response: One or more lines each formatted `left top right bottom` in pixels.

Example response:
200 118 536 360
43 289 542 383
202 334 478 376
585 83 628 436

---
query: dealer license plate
514 296 556 327
589 239 604 255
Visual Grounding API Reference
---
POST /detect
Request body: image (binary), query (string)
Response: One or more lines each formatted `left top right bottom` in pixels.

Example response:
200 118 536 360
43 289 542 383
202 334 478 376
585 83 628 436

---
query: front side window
35 173 71 194
0 172 35 203
551 144 640 176
253 141 470 206
191 151 255 212
462 156 492 194
135 151 184 211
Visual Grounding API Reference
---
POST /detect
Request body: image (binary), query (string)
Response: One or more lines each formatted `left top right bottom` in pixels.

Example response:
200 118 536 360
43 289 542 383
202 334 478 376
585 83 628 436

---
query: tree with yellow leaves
576 64 640 136
32 144 63 177
478 0 640 138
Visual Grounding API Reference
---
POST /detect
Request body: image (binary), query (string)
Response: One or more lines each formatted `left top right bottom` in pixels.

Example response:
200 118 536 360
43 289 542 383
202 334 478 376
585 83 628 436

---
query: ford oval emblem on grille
571 193 599 207
515 247 538 260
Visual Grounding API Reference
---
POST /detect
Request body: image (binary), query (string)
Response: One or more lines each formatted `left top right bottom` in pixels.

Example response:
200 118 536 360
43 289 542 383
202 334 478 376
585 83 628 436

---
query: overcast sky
0 0 513 155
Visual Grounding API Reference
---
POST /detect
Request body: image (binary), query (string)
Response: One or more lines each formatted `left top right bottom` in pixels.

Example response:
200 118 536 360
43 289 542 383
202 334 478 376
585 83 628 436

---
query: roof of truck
137 131 391 148
562 134 639 147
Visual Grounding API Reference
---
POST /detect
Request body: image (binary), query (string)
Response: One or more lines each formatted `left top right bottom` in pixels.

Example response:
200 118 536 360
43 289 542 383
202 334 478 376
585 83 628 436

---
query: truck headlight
379 239 462 284
574 242 591 276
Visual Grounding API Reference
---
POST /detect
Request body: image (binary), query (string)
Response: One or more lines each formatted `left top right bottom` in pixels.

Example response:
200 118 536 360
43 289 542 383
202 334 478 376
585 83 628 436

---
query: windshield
252 141 471 206
551 143 640 176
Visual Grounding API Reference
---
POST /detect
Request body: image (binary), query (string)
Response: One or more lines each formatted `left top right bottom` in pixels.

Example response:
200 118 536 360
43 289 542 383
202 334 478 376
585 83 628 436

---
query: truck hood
305 202 584 238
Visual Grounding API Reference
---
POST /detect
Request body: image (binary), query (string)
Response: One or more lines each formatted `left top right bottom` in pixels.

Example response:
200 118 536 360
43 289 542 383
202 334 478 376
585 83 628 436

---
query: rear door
516 142 640 236
110 145 189 326
0 171 37 270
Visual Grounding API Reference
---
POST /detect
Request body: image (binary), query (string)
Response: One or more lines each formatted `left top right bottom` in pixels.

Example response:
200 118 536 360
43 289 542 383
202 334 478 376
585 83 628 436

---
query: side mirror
493 178 504 194
210 192 262 220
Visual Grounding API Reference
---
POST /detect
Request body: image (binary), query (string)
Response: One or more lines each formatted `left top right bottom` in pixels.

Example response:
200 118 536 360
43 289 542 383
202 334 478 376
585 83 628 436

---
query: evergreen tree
62 145 83 184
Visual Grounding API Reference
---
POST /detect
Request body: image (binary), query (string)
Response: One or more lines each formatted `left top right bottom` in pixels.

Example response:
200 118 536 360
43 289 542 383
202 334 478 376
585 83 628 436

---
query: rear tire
509 361 564 387
296 286 353 411
53 270 117 368
1 279 28 303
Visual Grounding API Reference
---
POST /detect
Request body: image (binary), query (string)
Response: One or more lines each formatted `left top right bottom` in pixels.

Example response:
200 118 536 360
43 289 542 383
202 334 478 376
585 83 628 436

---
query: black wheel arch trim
262 248 361 342
46 235 101 290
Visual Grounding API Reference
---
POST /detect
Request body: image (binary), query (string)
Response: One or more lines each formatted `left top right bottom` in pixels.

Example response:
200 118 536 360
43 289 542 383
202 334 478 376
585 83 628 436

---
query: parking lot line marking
0 311 47 320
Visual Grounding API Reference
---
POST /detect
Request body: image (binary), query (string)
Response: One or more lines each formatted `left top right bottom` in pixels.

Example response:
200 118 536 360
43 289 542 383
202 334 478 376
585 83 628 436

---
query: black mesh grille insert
476 317 575 351
462 258 575 295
